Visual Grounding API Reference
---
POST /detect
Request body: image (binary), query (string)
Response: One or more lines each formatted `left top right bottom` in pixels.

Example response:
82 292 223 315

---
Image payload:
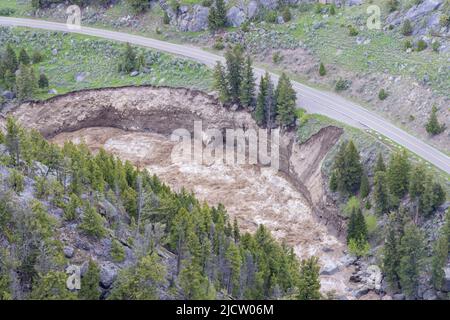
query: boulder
48 89 58 95
365 265 382 291
353 286 369 298
246 1 259 20
100 262 118 288
177 5 209 32
276 16 284 24
259 0 278 10
320 261 339 275
392 293 405 300
405 0 443 21
444 267 450 292
130 71 139 77
63 246 75 259
227 6 246 27
1 90 15 100
422 289 437 300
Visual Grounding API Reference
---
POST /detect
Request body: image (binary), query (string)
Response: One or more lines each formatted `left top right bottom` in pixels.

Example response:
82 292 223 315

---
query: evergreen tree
374 152 386 172
225 45 244 103
79 202 107 239
263 72 276 128
359 170 370 198
16 64 37 101
387 150 410 199
233 217 240 243
383 213 400 290
79 260 100 300
214 0 227 29
373 171 389 215
297 256 321 300
118 43 137 73
3 44 18 74
329 170 338 192
213 62 229 103
425 105 445 135
275 73 297 128
254 75 267 126
346 207 367 244
431 233 448 291
398 223 425 298
31 272 77 300
319 62 326 76
126 0 149 13
18 48 30 65
225 242 242 296
179 260 214 299
239 55 255 109
333 140 363 194
64 193 81 221
38 73 49 89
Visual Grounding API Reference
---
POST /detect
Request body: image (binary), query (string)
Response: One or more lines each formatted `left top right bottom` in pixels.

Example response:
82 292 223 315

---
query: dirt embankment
8 85 344 234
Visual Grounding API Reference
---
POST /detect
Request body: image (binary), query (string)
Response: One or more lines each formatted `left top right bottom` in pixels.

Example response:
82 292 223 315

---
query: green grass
0 28 212 99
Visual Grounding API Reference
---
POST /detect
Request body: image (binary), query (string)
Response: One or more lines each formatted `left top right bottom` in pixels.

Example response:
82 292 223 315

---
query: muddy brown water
51 126 357 297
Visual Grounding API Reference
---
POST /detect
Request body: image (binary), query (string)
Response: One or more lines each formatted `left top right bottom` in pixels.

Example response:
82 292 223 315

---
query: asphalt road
1 17 449 174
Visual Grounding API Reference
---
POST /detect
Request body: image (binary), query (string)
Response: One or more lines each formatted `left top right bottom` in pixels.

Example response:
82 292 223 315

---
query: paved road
1 17 449 174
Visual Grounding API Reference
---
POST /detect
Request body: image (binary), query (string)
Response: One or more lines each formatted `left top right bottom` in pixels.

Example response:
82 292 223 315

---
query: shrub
272 51 283 64
163 12 170 25
111 239 126 263
32 50 44 64
348 25 359 36
378 89 388 100
8 169 24 194
432 41 440 52
213 37 225 50
348 237 370 257
264 10 277 23
416 39 427 51
202 0 213 6
79 203 107 239
439 14 449 27
401 19 413 36
319 62 326 76
387 0 399 12
365 214 378 236
282 7 291 22
314 3 323 14
0 8 15 16
404 39 413 50
335 78 350 91
329 4 336 15
34 176 50 199
38 74 49 89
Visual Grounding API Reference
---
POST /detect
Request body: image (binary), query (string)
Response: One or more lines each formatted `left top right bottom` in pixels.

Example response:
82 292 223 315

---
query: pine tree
225 45 244 103
425 105 445 135
225 242 242 296
16 64 37 101
64 193 81 221
79 260 100 300
38 73 49 89
329 170 338 192
215 0 227 28
383 213 400 290
254 75 267 126
375 152 386 172
275 73 297 128
297 256 321 300
359 170 370 198
79 202 107 239
373 171 389 215
239 55 255 109
213 62 229 103
333 140 363 194
233 217 240 243
18 48 30 65
30 271 77 300
119 43 137 73
398 223 425 298
319 62 326 76
3 44 18 74
264 72 276 129
179 260 214 299
431 233 448 291
346 207 367 244
387 150 410 199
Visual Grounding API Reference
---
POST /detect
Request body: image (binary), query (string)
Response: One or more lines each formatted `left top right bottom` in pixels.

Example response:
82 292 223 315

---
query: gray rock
339 254 357 267
422 289 437 300
353 286 369 298
320 261 339 275
64 246 75 259
405 0 443 21
75 72 86 82
276 16 285 24
130 71 139 77
259 0 278 10
393 293 405 300
227 6 246 27
51 48 58 55
444 267 450 292
100 262 118 288
1 90 15 100
246 1 259 20
48 89 58 94
176 5 209 32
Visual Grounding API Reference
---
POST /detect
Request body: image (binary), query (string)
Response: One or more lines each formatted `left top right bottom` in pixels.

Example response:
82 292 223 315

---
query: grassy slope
0 27 212 99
